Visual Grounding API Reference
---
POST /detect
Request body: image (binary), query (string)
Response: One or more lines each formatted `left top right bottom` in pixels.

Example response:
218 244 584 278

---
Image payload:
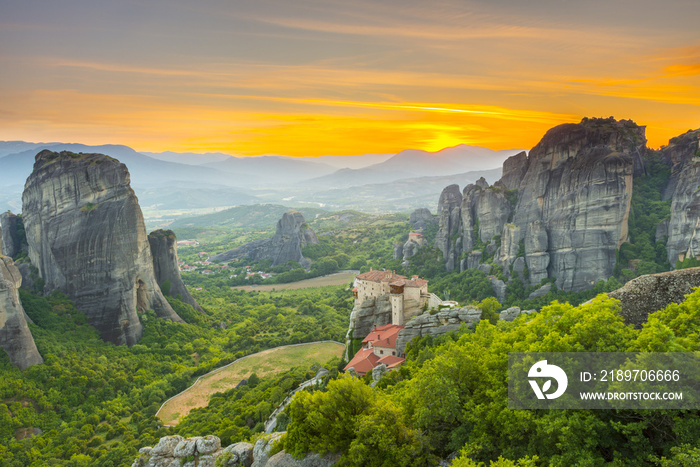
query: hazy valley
2 118 700 466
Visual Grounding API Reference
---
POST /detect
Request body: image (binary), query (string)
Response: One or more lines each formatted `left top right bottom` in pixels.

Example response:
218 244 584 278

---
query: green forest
2 149 699 466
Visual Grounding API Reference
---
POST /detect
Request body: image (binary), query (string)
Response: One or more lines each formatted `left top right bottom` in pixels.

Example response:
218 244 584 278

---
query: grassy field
156 341 345 426
231 270 357 292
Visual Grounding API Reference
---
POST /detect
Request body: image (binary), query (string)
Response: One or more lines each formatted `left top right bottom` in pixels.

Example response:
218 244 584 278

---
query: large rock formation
409 208 436 231
0 255 43 369
434 185 463 272
211 211 318 267
395 307 482 353
22 150 183 345
660 129 700 265
608 267 700 328
347 294 393 340
148 229 204 313
0 212 24 258
436 118 641 291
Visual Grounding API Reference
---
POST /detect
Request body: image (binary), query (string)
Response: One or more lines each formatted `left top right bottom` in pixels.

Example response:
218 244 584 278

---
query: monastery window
380 350 384 354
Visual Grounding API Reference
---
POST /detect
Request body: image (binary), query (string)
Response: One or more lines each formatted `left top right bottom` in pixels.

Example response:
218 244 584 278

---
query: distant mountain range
0 140 522 213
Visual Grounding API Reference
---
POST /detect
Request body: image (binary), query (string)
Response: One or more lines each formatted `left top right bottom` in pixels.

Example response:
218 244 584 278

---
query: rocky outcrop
22 150 183 346
409 208 436 231
212 212 318 267
608 267 700 327
347 294 393 340
660 129 700 265
498 306 521 322
148 229 203 313
0 256 42 369
132 435 222 467
0 212 24 258
395 307 482 353
435 185 463 271
436 118 641 292
402 238 420 260
527 283 552 299
133 434 336 467
500 151 528 190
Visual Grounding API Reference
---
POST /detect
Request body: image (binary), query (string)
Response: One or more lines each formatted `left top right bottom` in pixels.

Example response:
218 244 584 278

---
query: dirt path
156 341 345 426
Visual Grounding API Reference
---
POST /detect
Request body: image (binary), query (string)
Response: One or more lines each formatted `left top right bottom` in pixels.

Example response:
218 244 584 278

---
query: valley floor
230 270 358 292
156 341 345 426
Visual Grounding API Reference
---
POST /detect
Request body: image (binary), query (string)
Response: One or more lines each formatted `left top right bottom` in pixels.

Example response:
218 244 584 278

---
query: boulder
499 306 521 322
220 442 254 467
608 267 700 327
371 363 388 387
251 432 285 467
151 436 184 457
489 277 507 303
173 438 198 457
196 435 221 455
527 283 552 299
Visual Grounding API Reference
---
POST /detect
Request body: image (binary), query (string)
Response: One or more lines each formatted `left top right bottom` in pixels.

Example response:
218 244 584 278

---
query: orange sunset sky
2 0 700 157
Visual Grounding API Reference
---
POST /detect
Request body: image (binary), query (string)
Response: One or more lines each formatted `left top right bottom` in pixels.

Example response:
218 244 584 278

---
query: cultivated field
156 341 345 426
231 270 357 292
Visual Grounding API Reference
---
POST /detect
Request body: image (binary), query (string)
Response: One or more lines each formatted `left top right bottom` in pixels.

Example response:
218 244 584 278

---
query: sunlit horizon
2 0 699 157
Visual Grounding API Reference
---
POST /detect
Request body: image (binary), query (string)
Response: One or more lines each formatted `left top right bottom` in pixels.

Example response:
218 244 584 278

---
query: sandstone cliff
436 118 641 292
22 150 184 345
148 229 204 313
211 211 318 267
660 129 700 265
0 255 43 369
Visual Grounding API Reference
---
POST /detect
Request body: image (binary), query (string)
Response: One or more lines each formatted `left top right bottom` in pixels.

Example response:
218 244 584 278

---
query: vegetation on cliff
279 290 700 466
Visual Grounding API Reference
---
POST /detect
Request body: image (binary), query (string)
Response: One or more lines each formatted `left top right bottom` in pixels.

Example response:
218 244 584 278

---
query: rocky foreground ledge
132 433 337 467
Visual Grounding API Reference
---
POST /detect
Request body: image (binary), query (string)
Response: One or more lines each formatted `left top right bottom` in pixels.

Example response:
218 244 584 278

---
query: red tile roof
361 324 403 345
344 348 379 377
389 278 428 288
356 270 406 283
377 355 405 369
